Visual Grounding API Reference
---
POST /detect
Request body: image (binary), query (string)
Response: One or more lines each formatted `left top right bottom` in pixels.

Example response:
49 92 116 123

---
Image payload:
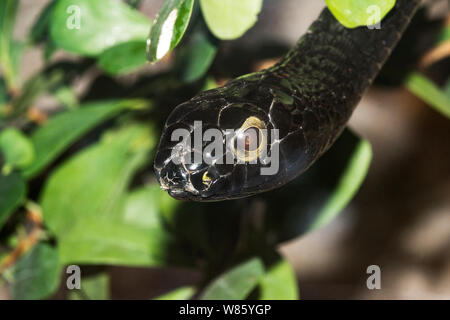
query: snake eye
232 116 267 162
235 127 260 152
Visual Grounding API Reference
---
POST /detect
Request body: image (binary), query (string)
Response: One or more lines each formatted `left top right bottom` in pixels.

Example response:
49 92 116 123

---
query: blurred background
0 0 449 299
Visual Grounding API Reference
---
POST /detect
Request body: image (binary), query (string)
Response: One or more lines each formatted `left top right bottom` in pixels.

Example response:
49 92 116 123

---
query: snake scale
154 0 421 201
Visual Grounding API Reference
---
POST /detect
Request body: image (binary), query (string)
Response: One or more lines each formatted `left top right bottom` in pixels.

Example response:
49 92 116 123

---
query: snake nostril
190 173 204 191
191 167 221 191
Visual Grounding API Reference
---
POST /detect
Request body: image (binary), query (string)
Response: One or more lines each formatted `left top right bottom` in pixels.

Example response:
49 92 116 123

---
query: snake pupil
235 127 260 152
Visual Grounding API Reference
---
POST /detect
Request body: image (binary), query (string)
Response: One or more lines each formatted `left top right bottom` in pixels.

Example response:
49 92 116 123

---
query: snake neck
279 0 420 108
253 0 421 156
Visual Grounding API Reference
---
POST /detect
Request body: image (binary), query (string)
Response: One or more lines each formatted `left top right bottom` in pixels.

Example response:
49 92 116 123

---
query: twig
420 41 450 68
0 206 43 275
420 14 450 68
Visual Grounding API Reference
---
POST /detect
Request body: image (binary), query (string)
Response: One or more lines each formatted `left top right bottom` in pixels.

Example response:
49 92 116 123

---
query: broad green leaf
40 125 175 266
57 217 172 266
0 0 20 90
325 0 396 28
50 0 151 56
98 41 147 75
11 243 61 300
69 273 110 300
259 257 299 300
199 0 262 40
0 172 26 229
0 128 35 172
405 72 450 119
155 286 196 300
147 0 195 62
309 138 372 230
123 185 178 229
23 99 149 178
176 29 218 82
200 258 265 300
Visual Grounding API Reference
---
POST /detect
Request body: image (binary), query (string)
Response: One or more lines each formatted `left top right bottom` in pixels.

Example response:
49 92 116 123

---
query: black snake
154 0 420 201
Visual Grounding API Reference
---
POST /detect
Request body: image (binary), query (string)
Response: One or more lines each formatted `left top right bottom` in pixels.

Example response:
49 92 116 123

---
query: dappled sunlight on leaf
147 0 195 62
50 0 151 56
326 0 396 28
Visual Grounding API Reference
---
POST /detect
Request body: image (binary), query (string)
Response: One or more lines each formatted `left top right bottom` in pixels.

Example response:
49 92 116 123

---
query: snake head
154 79 311 201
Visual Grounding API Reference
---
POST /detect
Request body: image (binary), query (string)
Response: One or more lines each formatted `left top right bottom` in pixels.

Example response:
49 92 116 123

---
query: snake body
154 0 420 201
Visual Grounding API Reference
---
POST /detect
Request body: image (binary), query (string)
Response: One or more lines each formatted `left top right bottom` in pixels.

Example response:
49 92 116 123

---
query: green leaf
309 138 372 230
405 72 450 119
0 172 26 229
444 78 450 98
0 128 35 172
7 41 24 92
176 28 218 83
258 257 299 300
44 39 58 61
40 125 176 266
325 0 396 28
436 26 450 44
0 1 18 47
122 185 179 229
53 85 78 109
11 243 61 300
98 41 147 75
155 286 196 300
202 77 219 91
0 78 7 105
23 99 148 178
50 0 151 56
200 258 265 300
199 0 262 40
0 0 20 90
147 0 195 62
10 68 64 117
29 0 57 44
125 0 143 9
69 273 110 300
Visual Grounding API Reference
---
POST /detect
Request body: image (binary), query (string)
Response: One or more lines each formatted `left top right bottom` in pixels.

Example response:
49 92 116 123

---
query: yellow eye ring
231 116 267 163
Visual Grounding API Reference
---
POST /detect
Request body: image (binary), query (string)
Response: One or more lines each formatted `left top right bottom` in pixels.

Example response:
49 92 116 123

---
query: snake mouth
168 188 188 199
